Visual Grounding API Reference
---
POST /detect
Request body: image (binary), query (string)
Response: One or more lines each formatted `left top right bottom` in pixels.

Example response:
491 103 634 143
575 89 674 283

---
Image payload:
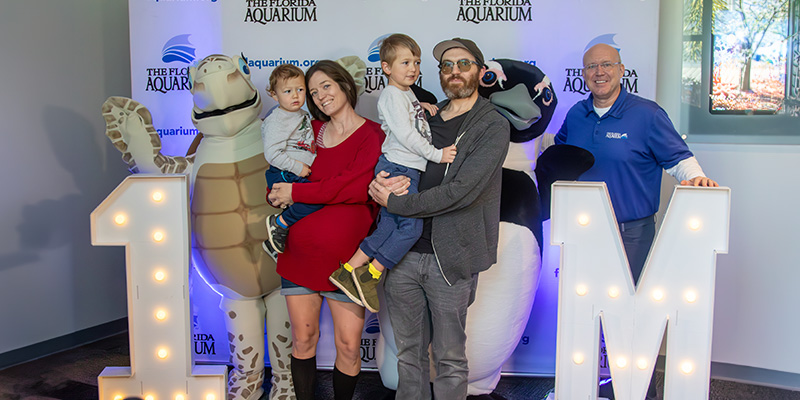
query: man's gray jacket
387 95 510 285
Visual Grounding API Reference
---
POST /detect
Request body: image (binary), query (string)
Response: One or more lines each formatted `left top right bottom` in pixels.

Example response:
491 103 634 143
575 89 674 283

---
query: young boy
261 64 320 259
329 34 457 312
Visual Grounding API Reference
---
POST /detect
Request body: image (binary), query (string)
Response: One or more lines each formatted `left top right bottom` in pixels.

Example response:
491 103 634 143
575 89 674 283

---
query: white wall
0 0 131 355
657 0 800 388
692 144 800 375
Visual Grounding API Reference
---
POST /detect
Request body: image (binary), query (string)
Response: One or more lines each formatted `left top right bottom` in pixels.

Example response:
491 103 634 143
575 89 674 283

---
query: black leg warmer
332 365 360 400
290 355 317 400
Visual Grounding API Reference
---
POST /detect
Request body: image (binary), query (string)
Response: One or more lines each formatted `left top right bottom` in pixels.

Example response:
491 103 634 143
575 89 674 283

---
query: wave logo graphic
584 33 621 53
364 313 380 334
367 34 392 63
161 34 196 64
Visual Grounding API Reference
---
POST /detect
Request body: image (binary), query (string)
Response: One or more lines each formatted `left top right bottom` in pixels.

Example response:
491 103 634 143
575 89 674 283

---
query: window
681 0 800 142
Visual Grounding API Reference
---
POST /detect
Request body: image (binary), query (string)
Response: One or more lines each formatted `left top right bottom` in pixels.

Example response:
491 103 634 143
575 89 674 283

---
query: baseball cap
432 38 485 68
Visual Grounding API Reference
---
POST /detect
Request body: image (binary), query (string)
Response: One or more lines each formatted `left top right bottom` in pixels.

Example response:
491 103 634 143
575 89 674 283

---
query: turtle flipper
102 96 192 174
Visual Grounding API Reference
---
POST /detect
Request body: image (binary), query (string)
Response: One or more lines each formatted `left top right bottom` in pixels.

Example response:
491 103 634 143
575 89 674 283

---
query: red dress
277 119 384 291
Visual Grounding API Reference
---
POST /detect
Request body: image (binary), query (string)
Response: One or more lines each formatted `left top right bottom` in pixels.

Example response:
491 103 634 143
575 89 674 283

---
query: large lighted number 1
91 175 226 400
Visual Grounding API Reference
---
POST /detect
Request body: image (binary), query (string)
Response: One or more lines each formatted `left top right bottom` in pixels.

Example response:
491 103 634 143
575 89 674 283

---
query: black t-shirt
410 111 467 254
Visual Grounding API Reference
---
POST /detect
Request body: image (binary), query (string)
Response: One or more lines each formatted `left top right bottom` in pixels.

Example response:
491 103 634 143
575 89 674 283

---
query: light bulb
636 358 648 370
616 357 628 368
156 309 167 321
573 352 585 365
206 395 216 400
175 395 185 400
145 396 154 400
685 290 698 303
576 284 588 296
157 348 168 359
114 396 124 400
154 270 166 282
688 219 701 231
152 191 164 202
681 361 694 374
113 214 127 225
153 231 165 242
652 289 664 301
578 214 590 226
608 287 620 298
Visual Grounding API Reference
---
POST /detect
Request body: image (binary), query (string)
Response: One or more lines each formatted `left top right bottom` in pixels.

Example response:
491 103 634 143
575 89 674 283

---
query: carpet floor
1 333 798 400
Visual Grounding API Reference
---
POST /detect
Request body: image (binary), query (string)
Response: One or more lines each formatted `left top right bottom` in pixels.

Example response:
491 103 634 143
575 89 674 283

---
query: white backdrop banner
128 0 660 375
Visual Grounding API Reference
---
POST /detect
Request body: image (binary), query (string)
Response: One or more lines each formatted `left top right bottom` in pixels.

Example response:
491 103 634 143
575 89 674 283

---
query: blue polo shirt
555 86 693 223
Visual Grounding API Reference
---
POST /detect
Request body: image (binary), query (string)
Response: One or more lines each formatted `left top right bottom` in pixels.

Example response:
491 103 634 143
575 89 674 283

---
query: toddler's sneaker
352 265 381 313
328 263 364 307
265 214 288 254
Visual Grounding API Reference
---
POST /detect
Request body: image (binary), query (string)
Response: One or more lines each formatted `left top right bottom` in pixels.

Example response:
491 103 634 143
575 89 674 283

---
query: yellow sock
343 262 354 272
368 263 382 280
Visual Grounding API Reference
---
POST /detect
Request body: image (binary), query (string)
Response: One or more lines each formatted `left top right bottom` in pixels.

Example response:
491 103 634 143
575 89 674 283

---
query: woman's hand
268 182 294 208
299 163 312 178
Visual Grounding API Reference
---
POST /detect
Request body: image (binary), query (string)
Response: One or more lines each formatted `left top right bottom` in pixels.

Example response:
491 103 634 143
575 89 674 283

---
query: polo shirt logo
606 132 628 139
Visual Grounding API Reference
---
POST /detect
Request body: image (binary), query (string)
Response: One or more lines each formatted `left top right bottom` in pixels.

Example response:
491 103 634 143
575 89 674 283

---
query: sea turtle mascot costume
102 54 299 400
376 59 594 399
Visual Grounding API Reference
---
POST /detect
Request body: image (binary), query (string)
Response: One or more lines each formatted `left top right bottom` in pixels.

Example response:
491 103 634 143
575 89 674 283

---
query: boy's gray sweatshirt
261 107 315 176
378 85 443 171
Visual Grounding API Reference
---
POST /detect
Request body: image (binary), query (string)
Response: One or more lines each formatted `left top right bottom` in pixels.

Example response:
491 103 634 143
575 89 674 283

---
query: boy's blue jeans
359 155 422 269
264 165 322 226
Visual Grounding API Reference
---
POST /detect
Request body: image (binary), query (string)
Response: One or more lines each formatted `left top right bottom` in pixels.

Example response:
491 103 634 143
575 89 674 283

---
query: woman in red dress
268 60 384 400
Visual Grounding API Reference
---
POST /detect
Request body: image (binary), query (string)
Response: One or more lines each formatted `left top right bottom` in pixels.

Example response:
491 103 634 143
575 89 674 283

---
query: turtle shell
191 154 280 299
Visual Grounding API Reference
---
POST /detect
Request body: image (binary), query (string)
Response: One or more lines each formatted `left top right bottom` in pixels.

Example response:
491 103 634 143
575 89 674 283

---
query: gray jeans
384 251 478 400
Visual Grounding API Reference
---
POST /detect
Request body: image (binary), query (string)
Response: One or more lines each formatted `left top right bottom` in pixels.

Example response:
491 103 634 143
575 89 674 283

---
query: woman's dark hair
304 60 358 122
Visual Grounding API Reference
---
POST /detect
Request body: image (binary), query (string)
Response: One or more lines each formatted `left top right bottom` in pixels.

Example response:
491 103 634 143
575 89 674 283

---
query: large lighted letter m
551 182 730 400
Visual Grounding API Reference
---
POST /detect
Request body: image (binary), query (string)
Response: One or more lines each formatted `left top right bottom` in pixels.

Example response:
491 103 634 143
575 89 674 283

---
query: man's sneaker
265 214 288 254
352 265 380 313
262 240 278 263
328 263 364 307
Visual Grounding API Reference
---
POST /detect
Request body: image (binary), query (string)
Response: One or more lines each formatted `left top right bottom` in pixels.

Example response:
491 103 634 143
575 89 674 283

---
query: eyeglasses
583 62 621 73
439 59 480 74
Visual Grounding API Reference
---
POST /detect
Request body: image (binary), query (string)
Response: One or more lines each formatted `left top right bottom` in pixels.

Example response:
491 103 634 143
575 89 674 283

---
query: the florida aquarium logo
364 313 380 334
144 34 195 93
563 34 639 95
360 314 380 363
162 34 196 64
367 34 390 63
456 0 532 24
244 0 318 24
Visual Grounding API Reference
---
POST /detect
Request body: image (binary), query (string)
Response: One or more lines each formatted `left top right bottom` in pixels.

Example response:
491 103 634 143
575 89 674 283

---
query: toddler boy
261 64 320 259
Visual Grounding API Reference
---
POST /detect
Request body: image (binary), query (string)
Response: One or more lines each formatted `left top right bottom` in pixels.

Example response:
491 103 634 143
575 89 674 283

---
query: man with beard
368 37 510 400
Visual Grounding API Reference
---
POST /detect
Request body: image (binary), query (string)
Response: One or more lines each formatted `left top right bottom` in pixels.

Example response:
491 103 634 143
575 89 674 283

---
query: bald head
583 43 621 66
581 43 625 108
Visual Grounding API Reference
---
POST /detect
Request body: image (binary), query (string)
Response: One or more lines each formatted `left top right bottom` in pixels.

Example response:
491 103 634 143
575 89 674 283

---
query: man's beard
440 71 479 99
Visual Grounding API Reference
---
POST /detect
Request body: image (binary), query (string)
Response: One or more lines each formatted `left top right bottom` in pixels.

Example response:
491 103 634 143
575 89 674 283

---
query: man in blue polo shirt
556 43 718 284
556 42 719 400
